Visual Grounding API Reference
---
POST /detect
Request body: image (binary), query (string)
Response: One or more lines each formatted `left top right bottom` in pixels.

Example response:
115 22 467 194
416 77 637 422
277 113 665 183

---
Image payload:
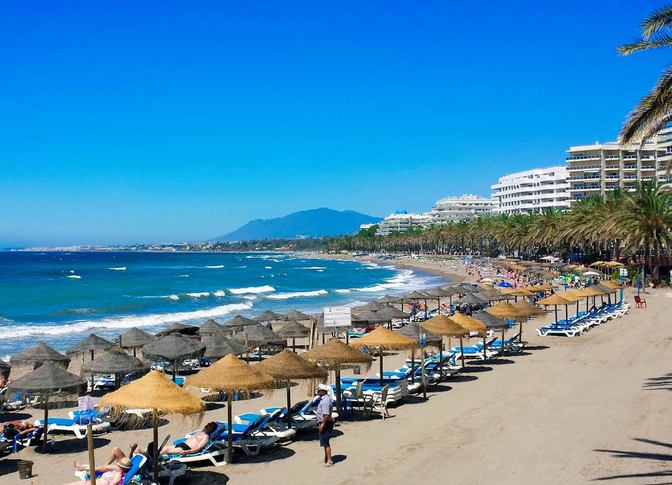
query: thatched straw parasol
232 323 286 350
512 300 546 317
473 312 508 330
352 307 390 324
10 342 70 368
475 291 511 302
485 302 530 341
377 295 403 304
420 315 469 369
450 312 487 337
100 371 205 482
155 322 199 337
186 355 275 464
302 338 373 417
82 348 148 388
119 327 156 356
375 305 411 321
537 293 573 324
222 314 258 331
457 293 487 306
66 333 114 361
275 320 311 350
198 319 223 338
9 362 86 451
571 286 608 312
256 349 327 428
254 310 284 323
282 309 312 321
350 327 417 386
203 334 247 360
142 333 205 381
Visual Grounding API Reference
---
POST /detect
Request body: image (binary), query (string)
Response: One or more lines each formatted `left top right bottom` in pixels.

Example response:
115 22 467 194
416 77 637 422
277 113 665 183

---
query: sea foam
267 290 328 300
0 302 253 340
109 267 127 271
228 285 276 295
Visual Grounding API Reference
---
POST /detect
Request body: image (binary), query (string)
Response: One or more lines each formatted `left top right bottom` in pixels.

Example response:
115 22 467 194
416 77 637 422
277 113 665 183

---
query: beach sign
323 306 352 329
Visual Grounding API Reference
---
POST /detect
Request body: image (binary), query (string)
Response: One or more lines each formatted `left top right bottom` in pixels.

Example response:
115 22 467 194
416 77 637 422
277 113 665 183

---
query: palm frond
618 35 672 56
620 65 672 144
642 5 672 39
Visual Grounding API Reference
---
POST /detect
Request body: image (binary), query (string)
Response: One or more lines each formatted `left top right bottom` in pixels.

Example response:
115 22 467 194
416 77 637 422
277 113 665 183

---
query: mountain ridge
213 208 380 242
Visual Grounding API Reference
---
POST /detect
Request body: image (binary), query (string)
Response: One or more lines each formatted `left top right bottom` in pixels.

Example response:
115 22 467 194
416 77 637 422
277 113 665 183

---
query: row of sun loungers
536 301 630 337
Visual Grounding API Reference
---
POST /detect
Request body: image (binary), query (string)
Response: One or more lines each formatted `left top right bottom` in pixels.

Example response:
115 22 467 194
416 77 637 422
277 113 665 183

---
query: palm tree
618 5 672 144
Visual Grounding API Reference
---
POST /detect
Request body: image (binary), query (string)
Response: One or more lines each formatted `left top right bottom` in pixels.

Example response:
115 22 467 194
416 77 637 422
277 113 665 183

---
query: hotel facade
426 194 497 224
491 166 570 214
566 128 672 205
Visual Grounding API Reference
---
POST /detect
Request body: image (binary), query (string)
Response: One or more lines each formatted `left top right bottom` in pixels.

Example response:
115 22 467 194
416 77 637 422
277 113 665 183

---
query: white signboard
323 306 352 329
619 268 628 277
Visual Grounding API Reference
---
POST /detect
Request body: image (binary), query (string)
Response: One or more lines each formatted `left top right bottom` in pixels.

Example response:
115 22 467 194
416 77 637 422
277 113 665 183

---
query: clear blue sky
0 1 667 246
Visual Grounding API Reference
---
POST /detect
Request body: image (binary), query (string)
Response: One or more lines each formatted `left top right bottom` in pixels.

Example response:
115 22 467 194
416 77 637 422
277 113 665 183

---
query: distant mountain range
213 208 381 242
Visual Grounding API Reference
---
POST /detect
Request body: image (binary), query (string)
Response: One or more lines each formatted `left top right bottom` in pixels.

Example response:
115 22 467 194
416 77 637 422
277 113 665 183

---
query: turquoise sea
0 251 442 357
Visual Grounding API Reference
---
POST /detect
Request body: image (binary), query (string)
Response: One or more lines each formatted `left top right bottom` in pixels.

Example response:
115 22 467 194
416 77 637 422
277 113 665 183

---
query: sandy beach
2 258 671 484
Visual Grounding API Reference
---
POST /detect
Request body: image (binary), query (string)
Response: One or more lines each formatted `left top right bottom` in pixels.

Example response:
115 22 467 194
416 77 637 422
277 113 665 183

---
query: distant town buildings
376 211 432 236
491 166 570 214
566 127 672 205
426 194 497 224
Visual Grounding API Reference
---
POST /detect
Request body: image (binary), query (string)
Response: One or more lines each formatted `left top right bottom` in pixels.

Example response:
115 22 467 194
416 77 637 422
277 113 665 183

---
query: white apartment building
566 128 672 205
491 166 570 214
426 194 496 224
376 211 431 236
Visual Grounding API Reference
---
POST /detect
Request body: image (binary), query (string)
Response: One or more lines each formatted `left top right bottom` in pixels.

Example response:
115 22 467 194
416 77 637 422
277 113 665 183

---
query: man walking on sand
316 383 334 467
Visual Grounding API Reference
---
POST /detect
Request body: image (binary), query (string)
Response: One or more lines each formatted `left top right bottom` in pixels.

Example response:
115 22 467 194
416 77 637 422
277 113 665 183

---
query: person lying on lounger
70 456 132 485
0 420 40 440
157 422 218 455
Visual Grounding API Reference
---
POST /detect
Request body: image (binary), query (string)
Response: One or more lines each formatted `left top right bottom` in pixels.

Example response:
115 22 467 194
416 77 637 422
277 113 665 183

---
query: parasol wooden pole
285 380 292 429
501 328 505 356
459 336 466 368
87 422 96 485
226 392 233 464
42 394 49 452
335 366 343 419
410 349 415 384
518 319 523 343
437 340 443 381
152 409 159 483
172 359 177 382
379 348 384 386
421 350 427 400
292 338 296 351
554 305 558 324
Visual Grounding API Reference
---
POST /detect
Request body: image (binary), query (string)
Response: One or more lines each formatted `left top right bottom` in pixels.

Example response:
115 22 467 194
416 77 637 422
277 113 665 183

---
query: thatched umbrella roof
352 308 390 324
375 305 411 320
512 300 546 317
10 342 70 367
142 333 205 362
502 288 535 297
187 354 275 391
396 322 442 347
255 349 327 381
377 295 402 303
596 284 618 294
450 312 488 337
101 370 204 415
357 301 387 312
82 348 148 375
9 362 87 451
254 310 284 322
282 309 312 321
537 294 574 306
198 319 223 337
439 285 462 296
155 322 199 337
555 291 585 302
231 324 285 349
66 333 114 356
472 312 509 330
186 355 276 463
100 370 206 481
203 335 247 360
457 293 486 305
350 327 418 351
222 315 258 329
302 338 373 367
485 301 529 319
572 287 607 297
405 290 430 299
420 315 469 337
275 320 311 339
9 361 85 394
458 284 480 294
475 291 511 302
119 327 156 349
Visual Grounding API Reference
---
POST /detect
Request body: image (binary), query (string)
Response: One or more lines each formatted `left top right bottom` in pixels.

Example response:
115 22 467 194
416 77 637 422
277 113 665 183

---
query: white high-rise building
427 194 496 224
376 211 431 236
491 166 570 214
566 128 672 205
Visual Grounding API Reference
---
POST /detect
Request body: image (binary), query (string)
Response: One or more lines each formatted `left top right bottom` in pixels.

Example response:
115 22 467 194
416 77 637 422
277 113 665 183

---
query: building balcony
566 155 600 161
567 164 601 171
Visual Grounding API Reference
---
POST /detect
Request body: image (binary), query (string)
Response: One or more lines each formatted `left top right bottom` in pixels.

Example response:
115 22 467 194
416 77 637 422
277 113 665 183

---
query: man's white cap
317 383 331 392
